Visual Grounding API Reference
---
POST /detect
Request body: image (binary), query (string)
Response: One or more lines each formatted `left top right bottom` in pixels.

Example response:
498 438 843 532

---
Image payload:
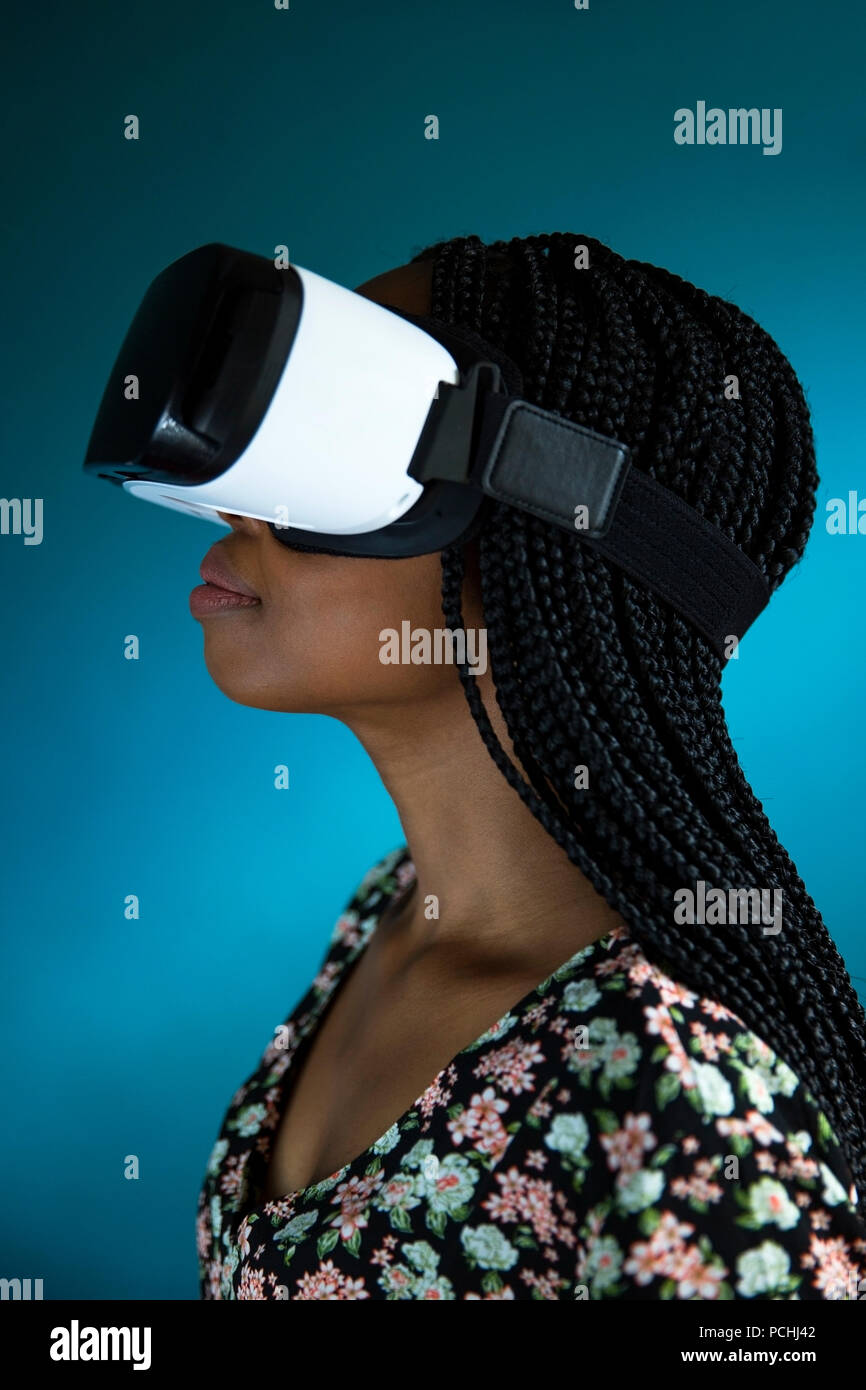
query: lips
199 548 260 598
190 546 262 620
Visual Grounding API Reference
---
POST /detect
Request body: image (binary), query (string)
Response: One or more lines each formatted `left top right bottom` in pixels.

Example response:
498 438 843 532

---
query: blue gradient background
1 0 863 1299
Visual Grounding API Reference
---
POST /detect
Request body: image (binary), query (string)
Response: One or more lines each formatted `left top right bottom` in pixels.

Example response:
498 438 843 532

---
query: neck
338 671 624 974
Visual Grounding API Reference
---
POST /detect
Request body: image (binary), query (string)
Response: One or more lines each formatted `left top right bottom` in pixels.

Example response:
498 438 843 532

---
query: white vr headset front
122 262 460 535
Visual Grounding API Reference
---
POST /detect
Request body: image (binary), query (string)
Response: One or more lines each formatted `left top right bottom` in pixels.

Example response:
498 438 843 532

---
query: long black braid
409 230 866 1216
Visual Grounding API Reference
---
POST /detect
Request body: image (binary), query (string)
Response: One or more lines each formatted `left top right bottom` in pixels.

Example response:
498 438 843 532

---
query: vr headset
83 241 770 659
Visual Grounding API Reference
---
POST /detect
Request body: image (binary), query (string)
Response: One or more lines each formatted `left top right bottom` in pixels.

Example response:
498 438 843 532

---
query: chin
200 658 310 713
199 648 254 703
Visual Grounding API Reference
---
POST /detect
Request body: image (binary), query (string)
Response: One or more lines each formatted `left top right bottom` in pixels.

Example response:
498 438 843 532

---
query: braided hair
409 230 866 1216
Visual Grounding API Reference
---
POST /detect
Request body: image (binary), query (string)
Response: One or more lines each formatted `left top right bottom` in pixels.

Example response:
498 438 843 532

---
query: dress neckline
241 851 621 1217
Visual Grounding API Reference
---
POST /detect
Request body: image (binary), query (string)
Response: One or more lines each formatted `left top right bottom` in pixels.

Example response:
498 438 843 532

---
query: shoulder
488 927 866 1300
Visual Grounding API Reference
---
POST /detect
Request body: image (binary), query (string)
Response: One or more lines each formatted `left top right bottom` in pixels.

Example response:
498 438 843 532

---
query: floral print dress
197 846 866 1300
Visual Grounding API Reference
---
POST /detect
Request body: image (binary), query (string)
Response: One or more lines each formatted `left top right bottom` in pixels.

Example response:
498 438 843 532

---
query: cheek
199 553 460 712
276 564 456 706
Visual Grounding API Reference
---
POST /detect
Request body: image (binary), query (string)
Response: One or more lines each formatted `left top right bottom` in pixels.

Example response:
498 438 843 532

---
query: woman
195 231 866 1300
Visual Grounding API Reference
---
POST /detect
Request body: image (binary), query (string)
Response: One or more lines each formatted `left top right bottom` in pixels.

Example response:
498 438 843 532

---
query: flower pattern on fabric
197 846 866 1300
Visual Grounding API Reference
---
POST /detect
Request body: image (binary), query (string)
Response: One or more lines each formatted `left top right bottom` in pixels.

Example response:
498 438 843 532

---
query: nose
216 510 267 535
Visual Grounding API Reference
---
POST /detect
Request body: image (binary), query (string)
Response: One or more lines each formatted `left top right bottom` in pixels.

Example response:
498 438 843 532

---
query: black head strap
471 389 770 656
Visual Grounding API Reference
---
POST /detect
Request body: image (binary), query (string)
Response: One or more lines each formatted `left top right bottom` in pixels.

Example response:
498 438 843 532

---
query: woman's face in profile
190 260 483 720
